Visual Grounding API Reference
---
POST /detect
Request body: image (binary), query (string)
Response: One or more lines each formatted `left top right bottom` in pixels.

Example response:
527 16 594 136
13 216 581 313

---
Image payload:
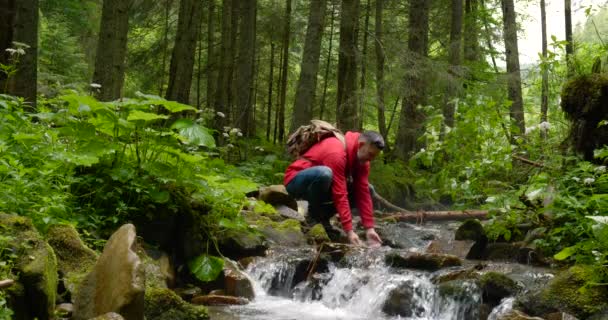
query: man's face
357 141 381 163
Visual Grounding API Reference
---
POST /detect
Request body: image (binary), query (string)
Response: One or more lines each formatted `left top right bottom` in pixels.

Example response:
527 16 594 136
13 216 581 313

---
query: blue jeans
286 166 376 225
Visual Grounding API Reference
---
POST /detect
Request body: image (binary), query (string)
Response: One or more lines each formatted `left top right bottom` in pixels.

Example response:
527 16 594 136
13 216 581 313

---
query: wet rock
431 264 484 284
276 205 305 222
255 217 307 247
56 303 74 318
174 286 202 301
385 251 461 271
223 259 255 300
455 219 487 242
1 214 58 320
145 287 209 320
73 224 145 320
258 185 298 211
89 312 125 320
237 256 257 269
495 310 545 320
382 280 426 317
426 239 476 259
587 308 608 320
306 223 331 244
515 266 608 319
376 222 436 249
436 280 482 319
479 272 520 308
216 229 268 260
544 312 579 320
191 294 249 306
137 247 174 289
47 224 98 301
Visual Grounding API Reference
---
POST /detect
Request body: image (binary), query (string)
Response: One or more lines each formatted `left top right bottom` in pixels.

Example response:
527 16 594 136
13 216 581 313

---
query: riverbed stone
258 185 298 211
191 294 249 306
0 213 58 320
385 251 461 271
479 272 520 308
89 312 125 320
145 287 209 320
455 219 487 242
73 224 145 320
223 259 255 300
382 280 425 317
495 310 545 320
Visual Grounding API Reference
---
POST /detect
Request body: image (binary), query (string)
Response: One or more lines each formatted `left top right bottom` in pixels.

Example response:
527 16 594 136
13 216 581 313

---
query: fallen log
0 279 14 289
379 210 489 223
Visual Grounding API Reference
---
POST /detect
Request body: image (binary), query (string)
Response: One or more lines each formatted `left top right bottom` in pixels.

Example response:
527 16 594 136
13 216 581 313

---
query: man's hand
347 230 363 246
365 228 383 248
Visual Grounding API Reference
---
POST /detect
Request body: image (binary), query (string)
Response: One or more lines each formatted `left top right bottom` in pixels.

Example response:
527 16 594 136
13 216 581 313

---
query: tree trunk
159 0 172 97
291 0 328 132
336 0 360 131
564 0 573 78
165 0 204 105
501 0 525 140
274 42 285 144
463 0 479 63
235 0 257 137
540 0 548 140
214 0 234 134
92 0 132 101
358 0 370 129
266 42 275 141
375 0 388 150
442 0 463 133
277 0 292 142
480 0 498 73
319 1 336 120
2 0 39 110
206 0 216 109
394 0 431 161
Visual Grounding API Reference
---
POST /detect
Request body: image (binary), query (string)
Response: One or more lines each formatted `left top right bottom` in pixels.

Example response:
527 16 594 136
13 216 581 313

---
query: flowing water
208 222 554 320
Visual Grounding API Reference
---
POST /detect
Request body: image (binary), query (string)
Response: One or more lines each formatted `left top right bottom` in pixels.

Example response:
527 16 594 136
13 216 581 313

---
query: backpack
286 120 346 158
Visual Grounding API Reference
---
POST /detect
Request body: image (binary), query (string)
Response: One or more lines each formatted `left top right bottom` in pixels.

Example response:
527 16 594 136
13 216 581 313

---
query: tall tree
501 0 525 140
159 0 172 97
319 1 337 120
394 0 431 161
291 0 328 131
206 0 217 109
375 0 388 148
235 0 257 137
214 0 235 134
564 0 573 77
266 42 276 140
480 0 499 73
277 0 292 142
336 0 360 131
1 0 39 110
92 0 132 101
165 0 204 105
358 0 370 129
463 0 479 63
443 0 463 132
540 0 548 139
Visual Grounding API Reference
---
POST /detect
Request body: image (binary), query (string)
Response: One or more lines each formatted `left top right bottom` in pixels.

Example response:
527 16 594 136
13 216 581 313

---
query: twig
0 279 14 289
513 155 544 168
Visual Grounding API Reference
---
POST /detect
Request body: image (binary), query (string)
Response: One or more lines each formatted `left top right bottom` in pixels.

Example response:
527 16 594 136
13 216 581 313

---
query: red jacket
284 131 374 232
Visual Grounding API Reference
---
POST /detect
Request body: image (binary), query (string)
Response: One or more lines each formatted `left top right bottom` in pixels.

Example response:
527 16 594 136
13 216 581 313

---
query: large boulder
46 224 98 300
257 185 298 211
382 280 426 317
516 265 608 319
479 272 520 308
385 251 461 271
222 259 255 300
249 216 307 247
145 287 209 319
1 214 58 320
73 224 145 320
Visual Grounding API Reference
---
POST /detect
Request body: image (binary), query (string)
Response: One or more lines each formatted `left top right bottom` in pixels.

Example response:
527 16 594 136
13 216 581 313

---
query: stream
207 221 554 320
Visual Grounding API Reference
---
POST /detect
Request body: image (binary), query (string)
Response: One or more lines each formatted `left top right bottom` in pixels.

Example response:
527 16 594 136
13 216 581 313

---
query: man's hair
360 131 385 150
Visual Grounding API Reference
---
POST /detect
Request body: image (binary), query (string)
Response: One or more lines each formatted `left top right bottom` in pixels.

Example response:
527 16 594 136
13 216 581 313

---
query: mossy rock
385 251 461 271
248 215 306 246
455 219 487 242
145 287 209 320
479 272 519 307
0 213 58 320
306 224 331 244
561 73 608 120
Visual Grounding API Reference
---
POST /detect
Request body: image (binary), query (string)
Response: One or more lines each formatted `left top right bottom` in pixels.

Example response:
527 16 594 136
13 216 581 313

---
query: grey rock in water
73 224 145 320
276 204 305 222
385 251 461 271
382 280 425 317
223 259 255 300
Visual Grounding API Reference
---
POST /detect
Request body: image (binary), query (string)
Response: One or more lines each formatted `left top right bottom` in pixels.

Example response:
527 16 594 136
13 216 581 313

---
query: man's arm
323 151 354 232
353 162 374 229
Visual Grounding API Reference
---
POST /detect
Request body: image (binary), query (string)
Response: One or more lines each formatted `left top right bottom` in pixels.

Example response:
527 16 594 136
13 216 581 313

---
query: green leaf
127 110 169 122
171 119 216 147
188 255 224 282
554 245 577 260
149 190 170 203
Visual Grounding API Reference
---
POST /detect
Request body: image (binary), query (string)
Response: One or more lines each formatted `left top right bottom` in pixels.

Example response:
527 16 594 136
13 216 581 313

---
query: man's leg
286 166 334 225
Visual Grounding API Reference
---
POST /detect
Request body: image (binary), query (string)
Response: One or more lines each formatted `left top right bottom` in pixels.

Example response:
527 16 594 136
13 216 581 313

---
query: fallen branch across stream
379 210 489 223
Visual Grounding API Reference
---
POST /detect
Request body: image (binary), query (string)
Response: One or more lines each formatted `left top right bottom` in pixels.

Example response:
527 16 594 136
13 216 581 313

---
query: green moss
46 224 98 275
307 224 330 243
145 287 209 320
455 219 486 242
540 265 608 318
561 74 608 119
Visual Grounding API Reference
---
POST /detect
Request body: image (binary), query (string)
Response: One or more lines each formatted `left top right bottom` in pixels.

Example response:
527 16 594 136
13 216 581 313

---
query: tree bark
291 0 328 132
319 1 336 120
501 0 525 140
442 0 463 133
336 0 360 132
165 0 204 105
394 0 431 161
214 0 234 134
375 0 388 150
277 0 292 142
159 0 171 97
235 0 257 137
3 0 39 110
379 210 489 222
266 42 275 141
206 0 216 109
480 0 499 73
358 0 370 129
463 0 479 63
564 0 573 78
92 0 132 101
540 0 548 140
